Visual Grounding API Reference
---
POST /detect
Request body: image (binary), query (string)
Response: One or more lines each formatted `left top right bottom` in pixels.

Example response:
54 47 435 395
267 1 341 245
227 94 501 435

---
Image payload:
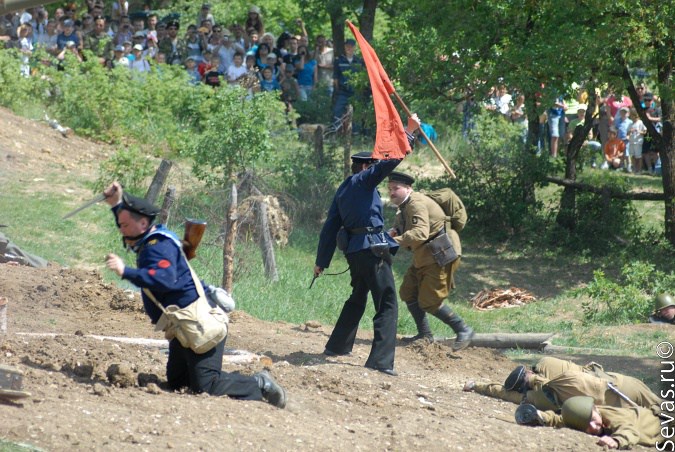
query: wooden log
222 183 238 292
436 333 555 350
158 186 175 225
145 159 173 204
542 343 624 355
258 200 279 282
546 176 666 201
0 296 7 335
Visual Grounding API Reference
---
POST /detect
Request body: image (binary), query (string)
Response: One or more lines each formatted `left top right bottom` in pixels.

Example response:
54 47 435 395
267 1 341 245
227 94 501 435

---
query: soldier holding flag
314 115 419 376
314 23 423 376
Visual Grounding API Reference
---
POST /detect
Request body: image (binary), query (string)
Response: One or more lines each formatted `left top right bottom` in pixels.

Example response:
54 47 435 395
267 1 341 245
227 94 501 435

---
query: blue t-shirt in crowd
296 59 317 87
260 77 280 91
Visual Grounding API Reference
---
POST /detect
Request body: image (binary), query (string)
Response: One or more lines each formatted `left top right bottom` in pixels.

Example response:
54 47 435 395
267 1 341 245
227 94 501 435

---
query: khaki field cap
655 293 675 312
561 396 594 431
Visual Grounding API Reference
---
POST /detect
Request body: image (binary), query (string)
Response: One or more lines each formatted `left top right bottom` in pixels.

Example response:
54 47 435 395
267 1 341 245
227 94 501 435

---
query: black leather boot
254 371 287 408
401 301 434 343
432 304 475 351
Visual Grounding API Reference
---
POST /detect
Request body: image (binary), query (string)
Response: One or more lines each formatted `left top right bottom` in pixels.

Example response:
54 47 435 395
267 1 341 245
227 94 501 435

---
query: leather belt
347 226 382 234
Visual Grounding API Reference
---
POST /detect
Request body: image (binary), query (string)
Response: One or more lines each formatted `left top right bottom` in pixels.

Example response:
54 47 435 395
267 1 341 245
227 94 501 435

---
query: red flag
346 20 410 159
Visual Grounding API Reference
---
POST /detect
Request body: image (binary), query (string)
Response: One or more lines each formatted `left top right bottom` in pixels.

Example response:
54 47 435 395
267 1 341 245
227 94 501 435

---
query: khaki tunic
530 370 660 410
540 405 664 449
84 31 113 59
394 192 463 311
532 357 661 409
474 383 559 412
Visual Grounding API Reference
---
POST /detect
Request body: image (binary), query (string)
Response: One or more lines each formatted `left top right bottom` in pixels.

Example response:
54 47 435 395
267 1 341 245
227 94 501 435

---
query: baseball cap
345 38 356 46
114 44 124 52
132 44 143 51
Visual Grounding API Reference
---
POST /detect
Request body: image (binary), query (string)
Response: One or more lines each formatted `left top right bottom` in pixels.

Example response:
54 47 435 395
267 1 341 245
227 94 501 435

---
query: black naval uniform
315 140 412 373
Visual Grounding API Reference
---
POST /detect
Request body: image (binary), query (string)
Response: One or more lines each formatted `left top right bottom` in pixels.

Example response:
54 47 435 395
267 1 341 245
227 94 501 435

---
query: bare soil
0 107 662 451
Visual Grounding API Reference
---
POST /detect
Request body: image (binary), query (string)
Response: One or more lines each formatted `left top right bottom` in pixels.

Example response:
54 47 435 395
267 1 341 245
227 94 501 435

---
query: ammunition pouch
367 232 391 265
426 229 458 267
336 227 349 252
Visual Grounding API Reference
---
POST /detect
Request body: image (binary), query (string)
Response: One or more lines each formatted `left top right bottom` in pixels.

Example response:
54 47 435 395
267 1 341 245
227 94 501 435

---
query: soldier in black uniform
314 116 420 376
103 182 286 407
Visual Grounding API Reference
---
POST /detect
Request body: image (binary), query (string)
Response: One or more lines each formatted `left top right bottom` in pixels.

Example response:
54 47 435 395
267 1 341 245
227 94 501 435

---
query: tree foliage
386 0 674 244
183 88 294 188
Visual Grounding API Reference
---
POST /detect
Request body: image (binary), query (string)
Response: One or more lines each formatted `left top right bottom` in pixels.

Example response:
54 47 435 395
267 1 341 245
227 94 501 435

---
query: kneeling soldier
103 182 286 408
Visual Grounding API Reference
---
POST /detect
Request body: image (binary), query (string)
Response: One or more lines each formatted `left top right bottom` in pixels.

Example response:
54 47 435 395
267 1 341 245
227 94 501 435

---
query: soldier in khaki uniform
464 357 660 411
516 396 666 449
649 293 675 324
387 172 474 351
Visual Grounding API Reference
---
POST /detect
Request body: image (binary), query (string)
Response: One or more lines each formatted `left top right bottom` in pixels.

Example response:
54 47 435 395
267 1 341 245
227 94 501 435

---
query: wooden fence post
222 183 238 292
314 124 325 168
145 159 173 204
343 105 353 179
158 186 175 225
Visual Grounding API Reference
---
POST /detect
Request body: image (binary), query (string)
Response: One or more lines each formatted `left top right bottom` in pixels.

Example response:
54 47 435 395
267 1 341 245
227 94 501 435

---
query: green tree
389 0 674 245
183 88 293 187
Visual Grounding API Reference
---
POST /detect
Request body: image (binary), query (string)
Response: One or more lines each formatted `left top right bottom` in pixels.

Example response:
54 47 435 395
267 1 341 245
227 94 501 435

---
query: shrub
577 261 675 324
546 170 643 253
293 82 333 125
182 87 295 188
417 112 548 239
93 146 155 194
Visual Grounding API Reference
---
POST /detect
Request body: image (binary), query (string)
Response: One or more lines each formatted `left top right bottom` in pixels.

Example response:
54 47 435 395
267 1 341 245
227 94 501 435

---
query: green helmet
561 396 594 431
655 294 675 312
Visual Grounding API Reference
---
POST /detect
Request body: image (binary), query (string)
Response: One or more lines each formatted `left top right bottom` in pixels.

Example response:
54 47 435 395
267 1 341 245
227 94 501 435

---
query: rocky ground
0 107 665 451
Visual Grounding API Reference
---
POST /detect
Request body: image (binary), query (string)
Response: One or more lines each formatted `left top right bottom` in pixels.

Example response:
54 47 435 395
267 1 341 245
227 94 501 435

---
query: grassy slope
1 146 671 358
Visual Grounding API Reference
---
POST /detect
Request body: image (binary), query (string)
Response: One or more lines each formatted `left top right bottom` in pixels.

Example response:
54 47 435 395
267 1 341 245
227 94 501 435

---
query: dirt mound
0 262 627 451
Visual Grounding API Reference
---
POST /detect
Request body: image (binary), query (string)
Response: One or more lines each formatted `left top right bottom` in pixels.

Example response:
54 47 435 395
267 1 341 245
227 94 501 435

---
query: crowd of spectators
0 2 336 115
465 81 663 175
1 2 664 158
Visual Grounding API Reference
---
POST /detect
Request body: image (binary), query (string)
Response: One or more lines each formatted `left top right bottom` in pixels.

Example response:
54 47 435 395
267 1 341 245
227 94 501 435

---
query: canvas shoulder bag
145 259 228 354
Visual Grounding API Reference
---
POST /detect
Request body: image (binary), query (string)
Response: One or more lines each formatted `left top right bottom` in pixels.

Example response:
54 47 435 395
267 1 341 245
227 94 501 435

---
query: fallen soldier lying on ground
463 357 660 411
514 395 667 450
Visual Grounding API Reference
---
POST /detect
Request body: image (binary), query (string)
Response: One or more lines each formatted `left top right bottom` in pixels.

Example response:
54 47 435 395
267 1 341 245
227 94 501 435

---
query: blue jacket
112 206 202 323
333 54 363 95
315 159 401 269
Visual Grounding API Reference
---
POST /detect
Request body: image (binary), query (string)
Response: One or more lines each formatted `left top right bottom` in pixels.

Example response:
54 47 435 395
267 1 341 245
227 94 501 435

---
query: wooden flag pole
391 91 456 179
